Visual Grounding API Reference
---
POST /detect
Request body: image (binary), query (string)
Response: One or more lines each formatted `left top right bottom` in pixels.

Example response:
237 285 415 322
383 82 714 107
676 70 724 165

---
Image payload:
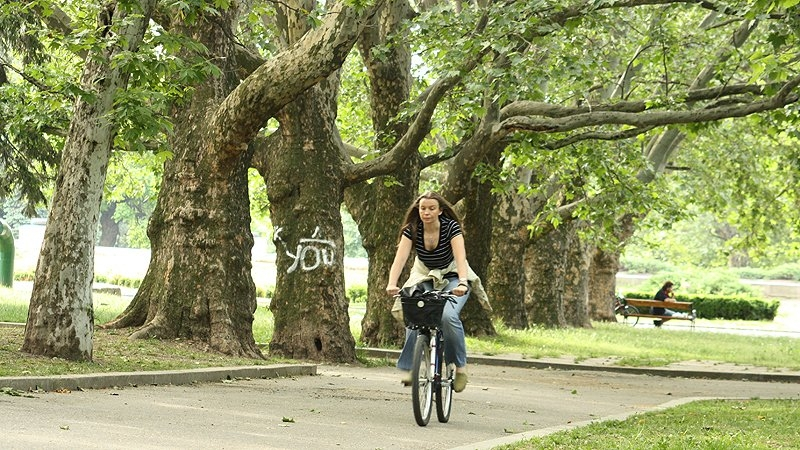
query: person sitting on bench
652 281 690 327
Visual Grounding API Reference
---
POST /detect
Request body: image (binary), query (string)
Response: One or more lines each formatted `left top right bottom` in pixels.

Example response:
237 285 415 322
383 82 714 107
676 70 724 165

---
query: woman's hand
386 285 400 296
452 284 468 296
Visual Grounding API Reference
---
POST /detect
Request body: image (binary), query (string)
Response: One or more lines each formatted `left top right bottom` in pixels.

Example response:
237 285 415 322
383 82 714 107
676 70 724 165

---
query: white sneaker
453 371 468 392
400 370 412 386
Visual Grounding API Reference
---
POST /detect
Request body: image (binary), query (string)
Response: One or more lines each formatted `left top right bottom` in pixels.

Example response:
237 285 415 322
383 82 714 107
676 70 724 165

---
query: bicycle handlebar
394 291 457 301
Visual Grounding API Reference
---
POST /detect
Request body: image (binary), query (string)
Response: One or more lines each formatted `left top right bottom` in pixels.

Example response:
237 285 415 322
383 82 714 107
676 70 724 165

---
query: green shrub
95 274 142 288
623 291 779 321
256 285 274 299
347 284 367 303
692 271 757 296
765 263 800 281
12 270 35 282
732 264 800 281
732 267 768 280
620 256 800 282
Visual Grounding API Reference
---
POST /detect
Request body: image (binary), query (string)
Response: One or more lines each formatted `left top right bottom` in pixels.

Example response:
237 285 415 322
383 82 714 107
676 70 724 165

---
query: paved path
4 358 799 450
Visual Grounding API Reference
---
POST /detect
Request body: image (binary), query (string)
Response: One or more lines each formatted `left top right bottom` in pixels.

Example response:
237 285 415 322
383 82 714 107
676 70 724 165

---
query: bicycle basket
401 292 448 329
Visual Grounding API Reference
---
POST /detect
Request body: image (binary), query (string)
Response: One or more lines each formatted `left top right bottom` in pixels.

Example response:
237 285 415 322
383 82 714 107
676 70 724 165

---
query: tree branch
500 81 790 120
498 77 800 135
212 1 381 156
543 126 658 149
343 74 462 184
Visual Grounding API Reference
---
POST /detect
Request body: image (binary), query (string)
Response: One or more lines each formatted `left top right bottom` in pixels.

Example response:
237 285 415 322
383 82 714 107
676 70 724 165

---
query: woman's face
418 198 441 224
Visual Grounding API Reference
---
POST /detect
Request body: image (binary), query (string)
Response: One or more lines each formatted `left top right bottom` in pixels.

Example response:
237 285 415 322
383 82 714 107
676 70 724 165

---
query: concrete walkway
3 350 799 450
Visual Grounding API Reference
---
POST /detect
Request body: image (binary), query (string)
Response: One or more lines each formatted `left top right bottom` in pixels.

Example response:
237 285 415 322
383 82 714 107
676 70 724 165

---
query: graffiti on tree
274 226 336 273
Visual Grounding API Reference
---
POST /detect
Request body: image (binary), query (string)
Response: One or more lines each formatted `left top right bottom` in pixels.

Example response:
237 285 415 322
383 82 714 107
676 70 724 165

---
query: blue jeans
396 278 469 371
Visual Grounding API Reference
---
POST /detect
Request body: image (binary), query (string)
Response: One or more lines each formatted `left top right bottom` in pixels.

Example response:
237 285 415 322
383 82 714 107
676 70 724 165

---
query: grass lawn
497 399 800 449
467 322 800 371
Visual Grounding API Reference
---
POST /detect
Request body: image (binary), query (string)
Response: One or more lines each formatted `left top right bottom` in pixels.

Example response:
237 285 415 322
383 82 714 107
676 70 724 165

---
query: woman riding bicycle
385 191 486 393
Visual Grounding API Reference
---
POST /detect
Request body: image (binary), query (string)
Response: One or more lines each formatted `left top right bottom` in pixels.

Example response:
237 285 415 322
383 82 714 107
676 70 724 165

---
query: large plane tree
102 0 378 358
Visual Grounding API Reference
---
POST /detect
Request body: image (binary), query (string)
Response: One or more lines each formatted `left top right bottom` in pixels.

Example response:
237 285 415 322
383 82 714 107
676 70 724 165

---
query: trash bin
0 218 13 287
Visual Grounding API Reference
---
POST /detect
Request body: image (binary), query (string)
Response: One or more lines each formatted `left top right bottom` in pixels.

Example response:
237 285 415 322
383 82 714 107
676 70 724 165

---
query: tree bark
459 163 497 337
98 202 119 247
562 221 592 328
347 175 417 348
260 0 365 362
104 6 262 358
104 1 373 358
266 78 356 362
589 213 636 322
485 174 532 329
588 246 620 321
22 0 156 361
525 228 567 328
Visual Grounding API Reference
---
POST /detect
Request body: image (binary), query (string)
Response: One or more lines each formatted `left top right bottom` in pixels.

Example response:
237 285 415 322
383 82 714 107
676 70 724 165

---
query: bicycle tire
435 335 453 423
411 332 433 426
615 304 639 326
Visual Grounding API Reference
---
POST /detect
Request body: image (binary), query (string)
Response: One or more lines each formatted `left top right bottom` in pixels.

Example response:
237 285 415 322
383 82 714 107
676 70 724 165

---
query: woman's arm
451 234 469 295
386 236 413 295
451 234 468 280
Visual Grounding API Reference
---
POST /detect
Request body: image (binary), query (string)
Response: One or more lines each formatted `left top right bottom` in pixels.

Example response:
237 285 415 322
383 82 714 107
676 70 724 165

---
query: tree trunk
485 180 530 329
459 167 496 337
116 134 259 356
22 0 155 361
562 222 592 328
266 80 355 362
588 246 619 321
98 202 119 247
347 175 417 347
588 213 636 322
103 6 262 358
525 228 567 328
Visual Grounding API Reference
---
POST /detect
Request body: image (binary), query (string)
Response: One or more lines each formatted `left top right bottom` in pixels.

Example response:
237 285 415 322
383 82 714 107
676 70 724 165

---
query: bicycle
398 288 457 426
613 294 639 326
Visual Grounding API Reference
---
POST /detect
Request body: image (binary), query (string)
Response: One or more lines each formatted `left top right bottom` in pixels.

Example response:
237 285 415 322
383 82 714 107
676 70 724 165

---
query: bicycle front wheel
411 332 433 426
435 348 453 423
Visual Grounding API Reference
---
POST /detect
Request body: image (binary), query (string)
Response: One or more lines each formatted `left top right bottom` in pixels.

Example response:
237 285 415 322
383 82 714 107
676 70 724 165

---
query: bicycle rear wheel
435 340 453 423
411 332 433 426
615 305 639 326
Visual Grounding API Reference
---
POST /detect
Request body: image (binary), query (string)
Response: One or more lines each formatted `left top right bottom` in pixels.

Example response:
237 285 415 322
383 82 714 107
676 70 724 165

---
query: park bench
621 298 696 329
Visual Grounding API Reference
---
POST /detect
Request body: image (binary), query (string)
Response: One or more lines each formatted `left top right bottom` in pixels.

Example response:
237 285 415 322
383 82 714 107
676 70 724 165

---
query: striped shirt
403 216 463 270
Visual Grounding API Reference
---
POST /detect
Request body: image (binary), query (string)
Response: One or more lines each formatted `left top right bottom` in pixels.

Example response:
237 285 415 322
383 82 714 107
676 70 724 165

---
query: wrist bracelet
458 282 468 288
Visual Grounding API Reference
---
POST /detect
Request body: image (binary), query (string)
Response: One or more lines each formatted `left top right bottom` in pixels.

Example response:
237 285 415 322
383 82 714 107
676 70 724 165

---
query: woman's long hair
397 191 462 244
